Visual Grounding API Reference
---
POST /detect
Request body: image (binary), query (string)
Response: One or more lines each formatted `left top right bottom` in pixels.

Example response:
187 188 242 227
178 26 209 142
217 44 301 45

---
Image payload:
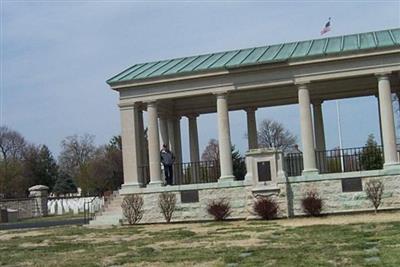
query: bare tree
58 134 96 181
257 119 297 152
201 138 219 161
365 179 384 214
0 127 27 197
0 126 26 162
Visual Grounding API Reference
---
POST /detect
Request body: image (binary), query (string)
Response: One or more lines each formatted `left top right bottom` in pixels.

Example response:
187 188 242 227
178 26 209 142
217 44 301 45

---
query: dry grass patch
276 211 400 227
0 229 49 241
19 240 50 248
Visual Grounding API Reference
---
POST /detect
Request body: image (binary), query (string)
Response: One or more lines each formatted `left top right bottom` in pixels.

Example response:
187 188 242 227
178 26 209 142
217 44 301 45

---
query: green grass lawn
1 214 400 266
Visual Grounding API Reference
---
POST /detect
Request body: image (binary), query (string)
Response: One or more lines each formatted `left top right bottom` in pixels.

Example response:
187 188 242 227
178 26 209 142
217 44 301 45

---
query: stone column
298 84 318 175
377 74 399 168
245 107 258 150
174 116 182 163
147 101 162 185
313 101 327 173
216 93 235 180
138 109 147 164
136 109 143 167
167 118 176 155
174 116 183 184
312 101 326 151
376 95 384 148
188 114 200 183
29 185 49 217
187 114 200 163
120 104 141 190
159 116 169 148
137 109 148 185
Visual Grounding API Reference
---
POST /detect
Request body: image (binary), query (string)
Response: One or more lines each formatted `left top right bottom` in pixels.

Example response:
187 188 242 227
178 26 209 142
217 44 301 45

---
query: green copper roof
107 28 400 85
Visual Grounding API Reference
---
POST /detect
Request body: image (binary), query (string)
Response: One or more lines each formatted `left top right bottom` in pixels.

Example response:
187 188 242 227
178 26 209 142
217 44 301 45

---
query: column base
244 173 253 183
218 175 235 184
147 180 164 187
301 169 319 179
120 183 142 194
277 171 287 182
383 162 400 175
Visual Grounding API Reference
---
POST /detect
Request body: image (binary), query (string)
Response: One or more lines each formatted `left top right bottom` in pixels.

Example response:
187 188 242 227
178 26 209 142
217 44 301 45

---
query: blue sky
1 1 400 161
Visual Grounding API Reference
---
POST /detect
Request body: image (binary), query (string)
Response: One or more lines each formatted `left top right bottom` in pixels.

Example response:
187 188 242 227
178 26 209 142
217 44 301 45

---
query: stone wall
0 185 51 220
121 181 290 224
288 174 400 216
0 199 34 219
118 173 400 224
139 185 253 223
250 183 289 218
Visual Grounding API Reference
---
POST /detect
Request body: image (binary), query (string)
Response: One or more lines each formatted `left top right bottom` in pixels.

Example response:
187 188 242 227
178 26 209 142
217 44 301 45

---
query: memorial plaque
181 190 199 203
342 178 363 192
257 161 271 182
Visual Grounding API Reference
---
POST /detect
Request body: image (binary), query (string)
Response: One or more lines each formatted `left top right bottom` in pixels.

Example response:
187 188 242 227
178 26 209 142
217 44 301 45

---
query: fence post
28 185 49 217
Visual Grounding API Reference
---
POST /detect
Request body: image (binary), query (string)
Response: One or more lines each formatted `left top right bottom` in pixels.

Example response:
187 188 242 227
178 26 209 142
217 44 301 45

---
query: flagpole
336 100 345 172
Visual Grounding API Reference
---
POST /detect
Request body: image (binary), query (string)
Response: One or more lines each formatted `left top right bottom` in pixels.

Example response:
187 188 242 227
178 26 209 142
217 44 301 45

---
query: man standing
160 144 175 185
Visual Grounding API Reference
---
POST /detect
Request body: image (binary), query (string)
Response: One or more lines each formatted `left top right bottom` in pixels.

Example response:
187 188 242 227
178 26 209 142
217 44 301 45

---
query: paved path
0 218 86 230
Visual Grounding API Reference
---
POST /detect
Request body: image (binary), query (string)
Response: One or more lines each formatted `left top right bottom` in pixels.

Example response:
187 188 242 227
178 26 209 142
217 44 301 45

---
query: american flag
320 18 331 35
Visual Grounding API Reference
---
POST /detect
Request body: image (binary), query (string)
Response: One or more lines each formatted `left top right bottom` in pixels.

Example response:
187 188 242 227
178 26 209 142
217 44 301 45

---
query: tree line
0 126 123 199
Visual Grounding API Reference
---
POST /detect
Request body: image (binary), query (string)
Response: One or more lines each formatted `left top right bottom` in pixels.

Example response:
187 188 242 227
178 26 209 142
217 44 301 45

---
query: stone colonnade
119 91 256 189
120 73 399 189
298 73 399 175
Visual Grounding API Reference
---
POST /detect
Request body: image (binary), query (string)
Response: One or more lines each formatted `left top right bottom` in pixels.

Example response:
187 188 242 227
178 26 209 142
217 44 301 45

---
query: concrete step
89 191 124 226
100 210 123 216
90 214 122 224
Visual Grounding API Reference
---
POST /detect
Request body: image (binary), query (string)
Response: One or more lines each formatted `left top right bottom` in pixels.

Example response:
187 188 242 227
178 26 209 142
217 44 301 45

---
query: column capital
119 104 134 111
134 102 146 111
244 107 258 113
294 80 311 88
146 100 157 108
297 83 310 90
375 72 391 81
119 102 142 111
213 91 229 98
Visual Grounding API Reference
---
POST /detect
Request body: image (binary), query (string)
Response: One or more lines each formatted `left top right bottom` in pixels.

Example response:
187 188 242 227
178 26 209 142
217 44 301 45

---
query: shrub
158 192 176 223
301 190 323 216
365 179 384 214
121 194 144 225
206 198 231 221
253 196 279 220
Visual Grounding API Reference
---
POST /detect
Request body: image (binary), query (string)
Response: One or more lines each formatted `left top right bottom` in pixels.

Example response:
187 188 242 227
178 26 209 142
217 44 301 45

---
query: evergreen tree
53 171 77 196
108 135 122 150
232 146 246 180
24 145 58 190
359 134 383 170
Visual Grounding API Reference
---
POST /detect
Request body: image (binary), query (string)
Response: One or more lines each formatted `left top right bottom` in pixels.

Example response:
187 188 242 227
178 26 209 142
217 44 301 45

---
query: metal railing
285 153 304 177
139 160 220 186
83 197 100 224
285 145 385 176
